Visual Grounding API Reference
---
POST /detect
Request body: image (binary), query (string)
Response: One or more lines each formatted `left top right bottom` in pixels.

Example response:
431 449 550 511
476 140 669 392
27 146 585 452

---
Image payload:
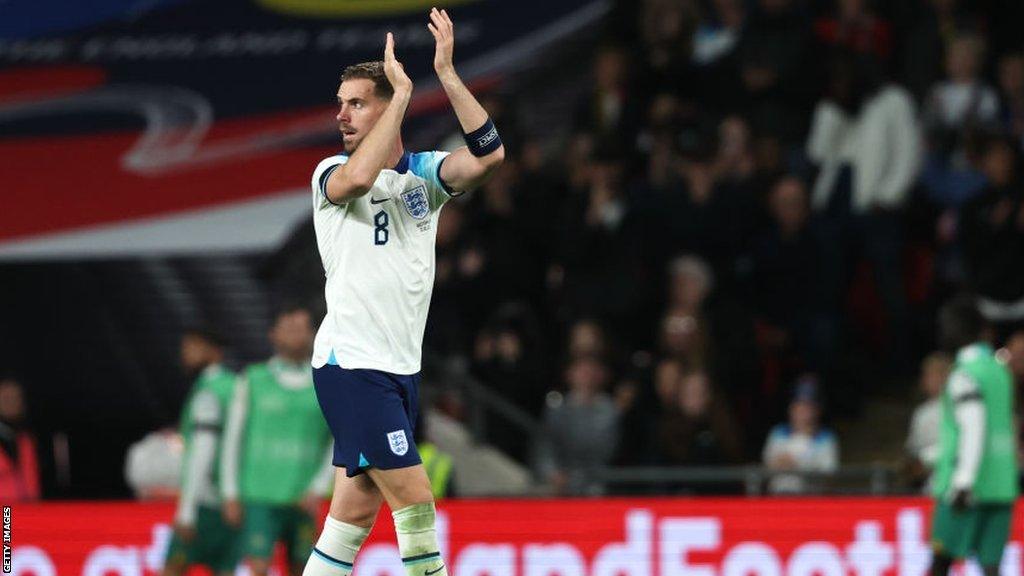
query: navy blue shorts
312 363 422 477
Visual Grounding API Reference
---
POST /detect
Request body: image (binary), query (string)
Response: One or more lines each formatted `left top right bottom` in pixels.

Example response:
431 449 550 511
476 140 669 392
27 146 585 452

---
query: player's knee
392 480 434 508
332 505 377 527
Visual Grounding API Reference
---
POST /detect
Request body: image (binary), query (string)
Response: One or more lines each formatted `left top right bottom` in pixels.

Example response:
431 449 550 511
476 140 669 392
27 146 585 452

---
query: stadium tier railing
593 463 901 496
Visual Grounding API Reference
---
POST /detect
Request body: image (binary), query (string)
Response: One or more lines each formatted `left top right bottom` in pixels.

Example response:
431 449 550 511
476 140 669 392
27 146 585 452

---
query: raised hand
427 7 455 76
383 32 413 96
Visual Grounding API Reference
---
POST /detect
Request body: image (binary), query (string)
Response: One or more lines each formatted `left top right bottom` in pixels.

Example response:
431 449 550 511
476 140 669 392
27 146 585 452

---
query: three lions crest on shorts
387 429 409 456
401 185 429 220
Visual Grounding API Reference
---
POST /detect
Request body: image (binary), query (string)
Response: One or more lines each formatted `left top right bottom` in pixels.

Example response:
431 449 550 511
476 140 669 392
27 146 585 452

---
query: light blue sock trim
312 547 354 569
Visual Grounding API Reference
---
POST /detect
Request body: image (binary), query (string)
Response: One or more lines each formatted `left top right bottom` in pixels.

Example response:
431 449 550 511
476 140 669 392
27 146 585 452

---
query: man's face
336 78 389 153
0 381 25 423
270 310 314 360
789 400 819 431
770 178 808 232
180 335 214 374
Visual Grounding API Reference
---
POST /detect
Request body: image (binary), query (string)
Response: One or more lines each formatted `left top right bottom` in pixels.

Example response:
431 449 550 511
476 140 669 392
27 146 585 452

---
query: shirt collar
393 151 411 174
201 363 224 379
957 342 992 362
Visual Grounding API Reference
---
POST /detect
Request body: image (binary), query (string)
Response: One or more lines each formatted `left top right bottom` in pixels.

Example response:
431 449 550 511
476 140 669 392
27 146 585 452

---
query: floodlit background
2 0 1024 507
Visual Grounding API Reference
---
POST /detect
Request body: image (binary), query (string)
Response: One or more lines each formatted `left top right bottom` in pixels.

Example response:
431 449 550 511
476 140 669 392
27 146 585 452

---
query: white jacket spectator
124 429 183 499
924 34 1000 132
906 399 942 467
806 85 921 212
763 377 839 494
905 352 951 491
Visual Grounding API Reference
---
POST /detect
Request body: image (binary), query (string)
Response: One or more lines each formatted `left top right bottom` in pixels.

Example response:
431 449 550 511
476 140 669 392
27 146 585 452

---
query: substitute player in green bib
221 306 334 576
929 296 1019 576
163 328 240 576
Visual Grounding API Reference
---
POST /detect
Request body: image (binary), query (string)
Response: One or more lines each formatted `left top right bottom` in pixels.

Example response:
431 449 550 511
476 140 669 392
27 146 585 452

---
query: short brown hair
340 61 393 100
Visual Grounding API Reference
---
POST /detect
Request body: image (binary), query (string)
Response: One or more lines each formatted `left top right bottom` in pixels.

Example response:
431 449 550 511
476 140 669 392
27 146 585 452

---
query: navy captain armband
463 118 502 157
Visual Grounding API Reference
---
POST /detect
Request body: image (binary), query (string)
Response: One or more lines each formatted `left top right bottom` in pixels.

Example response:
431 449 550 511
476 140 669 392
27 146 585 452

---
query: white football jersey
310 150 454 375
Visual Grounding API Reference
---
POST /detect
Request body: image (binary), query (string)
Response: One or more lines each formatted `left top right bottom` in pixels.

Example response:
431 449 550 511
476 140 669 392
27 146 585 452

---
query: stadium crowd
412 0 1024 494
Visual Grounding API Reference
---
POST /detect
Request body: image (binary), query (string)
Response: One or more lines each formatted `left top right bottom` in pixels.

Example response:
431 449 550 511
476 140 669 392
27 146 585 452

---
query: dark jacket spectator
960 138 1024 317
653 370 743 467
0 379 40 501
736 0 814 144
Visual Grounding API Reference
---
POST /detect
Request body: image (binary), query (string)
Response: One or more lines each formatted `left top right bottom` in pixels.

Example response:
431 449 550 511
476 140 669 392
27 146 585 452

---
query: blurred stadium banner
12 498 1024 575
0 0 606 260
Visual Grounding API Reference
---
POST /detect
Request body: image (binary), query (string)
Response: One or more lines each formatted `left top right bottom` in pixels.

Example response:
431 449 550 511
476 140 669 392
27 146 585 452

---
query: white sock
393 502 447 576
302 515 371 576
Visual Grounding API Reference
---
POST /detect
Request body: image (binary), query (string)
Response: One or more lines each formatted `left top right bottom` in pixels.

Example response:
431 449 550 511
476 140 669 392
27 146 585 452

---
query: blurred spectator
814 0 892 60
573 45 640 148
746 177 818 361
535 356 620 495
904 352 952 491
763 377 839 493
472 304 547 460
692 0 745 67
659 310 708 371
712 116 757 185
960 136 1024 329
0 378 40 501
667 255 713 315
125 429 182 500
661 253 757 395
808 53 921 214
924 34 1000 156
636 0 697 95
997 51 1024 149
554 147 646 337
653 358 685 415
920 36 1002 211
897 0 983 102
652 370 743 472
426 201 476 358
735 0 814 144
466 159 549 311
807 51 920 374
691 0 746 112
567 318 610 361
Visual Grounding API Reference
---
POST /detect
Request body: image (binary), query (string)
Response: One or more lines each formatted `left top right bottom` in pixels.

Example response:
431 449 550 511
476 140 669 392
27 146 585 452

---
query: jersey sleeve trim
436 154 460 197
953 390 983 403
319 163 343 206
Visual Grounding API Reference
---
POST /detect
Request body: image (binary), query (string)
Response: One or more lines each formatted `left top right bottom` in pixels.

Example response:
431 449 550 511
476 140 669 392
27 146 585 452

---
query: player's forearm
175 431 217 525
438 69 488 134
220 382 248 500
330 92 412 199
952 401 986 490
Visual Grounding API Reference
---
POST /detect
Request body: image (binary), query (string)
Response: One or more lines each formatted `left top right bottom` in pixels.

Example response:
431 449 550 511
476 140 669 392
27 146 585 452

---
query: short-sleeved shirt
310 151 454 375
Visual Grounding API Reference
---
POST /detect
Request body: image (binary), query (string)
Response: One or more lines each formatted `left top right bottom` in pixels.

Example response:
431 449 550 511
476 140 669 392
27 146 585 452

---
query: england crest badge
401 185 429 220
387 429 409 456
